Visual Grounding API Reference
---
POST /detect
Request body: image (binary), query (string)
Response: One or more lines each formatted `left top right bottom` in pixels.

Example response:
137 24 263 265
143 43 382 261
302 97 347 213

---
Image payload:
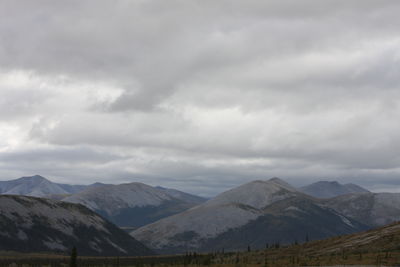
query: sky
1 0 400 196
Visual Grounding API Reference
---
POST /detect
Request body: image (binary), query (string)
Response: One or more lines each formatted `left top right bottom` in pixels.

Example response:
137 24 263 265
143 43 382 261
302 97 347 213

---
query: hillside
0 195 153 256
324 192 400 226
198 196 369 252
243 221 400 267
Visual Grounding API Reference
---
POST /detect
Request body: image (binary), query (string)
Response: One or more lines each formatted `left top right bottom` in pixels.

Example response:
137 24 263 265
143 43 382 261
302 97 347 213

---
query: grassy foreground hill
231 220 400 266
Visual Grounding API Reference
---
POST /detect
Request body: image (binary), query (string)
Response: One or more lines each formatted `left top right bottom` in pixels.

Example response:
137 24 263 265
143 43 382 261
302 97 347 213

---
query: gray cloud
1 0 400 196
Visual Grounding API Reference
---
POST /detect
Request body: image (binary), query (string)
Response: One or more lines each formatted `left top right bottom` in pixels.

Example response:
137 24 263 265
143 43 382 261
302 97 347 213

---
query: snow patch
89 241 103 253
285 206 305 213
106 238 128 253
43 239 67 251
338 214 354 228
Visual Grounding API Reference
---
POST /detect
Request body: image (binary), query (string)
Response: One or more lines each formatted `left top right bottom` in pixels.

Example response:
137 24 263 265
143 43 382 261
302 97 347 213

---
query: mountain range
132 178 370 253
1 175 400 255
131 179 400 254
0 175 207 229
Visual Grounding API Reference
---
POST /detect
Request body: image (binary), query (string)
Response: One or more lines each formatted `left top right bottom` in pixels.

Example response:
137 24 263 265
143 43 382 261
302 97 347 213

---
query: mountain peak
205 178 298 209
0 175 69 197
300 180 369 198
19 175 48 182
326 181 340 185
268 177 296 190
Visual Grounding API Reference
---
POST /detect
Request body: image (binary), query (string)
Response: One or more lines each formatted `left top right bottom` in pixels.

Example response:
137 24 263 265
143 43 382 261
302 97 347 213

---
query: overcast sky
1 1 400 196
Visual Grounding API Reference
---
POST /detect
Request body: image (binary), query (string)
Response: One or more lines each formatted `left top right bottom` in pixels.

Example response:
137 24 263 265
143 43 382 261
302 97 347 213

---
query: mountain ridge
62 182 207 228
0 195 153 256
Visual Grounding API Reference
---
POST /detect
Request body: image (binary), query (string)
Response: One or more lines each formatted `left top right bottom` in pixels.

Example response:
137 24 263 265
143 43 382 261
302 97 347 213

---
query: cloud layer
1 0 400 196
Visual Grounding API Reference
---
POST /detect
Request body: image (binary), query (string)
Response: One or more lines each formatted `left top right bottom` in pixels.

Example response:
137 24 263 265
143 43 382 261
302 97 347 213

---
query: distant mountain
0 195 153 256
63 182 207 228
132 178 367 253
0 176 207 229
324 192 400 227
299 181 369 198
0 175 70 197
0 176 113 198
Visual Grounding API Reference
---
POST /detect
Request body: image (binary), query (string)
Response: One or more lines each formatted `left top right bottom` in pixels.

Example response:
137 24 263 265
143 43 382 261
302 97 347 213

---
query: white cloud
1 0 400 195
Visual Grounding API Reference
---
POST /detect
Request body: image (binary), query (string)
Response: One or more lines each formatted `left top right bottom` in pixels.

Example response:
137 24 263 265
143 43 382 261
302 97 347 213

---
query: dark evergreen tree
69 246 77 267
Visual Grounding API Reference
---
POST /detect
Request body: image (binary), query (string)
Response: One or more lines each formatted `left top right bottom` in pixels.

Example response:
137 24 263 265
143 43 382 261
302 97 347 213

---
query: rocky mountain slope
198 196 368 252
324 192 400 227
299 181 369 198
132 178 367 253
0 195 153 256
63 182 206 228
